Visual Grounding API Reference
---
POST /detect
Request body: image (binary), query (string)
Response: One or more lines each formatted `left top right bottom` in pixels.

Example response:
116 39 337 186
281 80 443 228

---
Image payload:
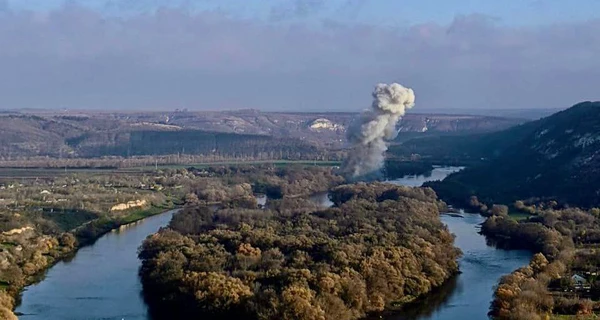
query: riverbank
5 203 178 318
138 183 461 320
481 208 600 319
367 213 531 320
15 209 181 319
73 202 177 246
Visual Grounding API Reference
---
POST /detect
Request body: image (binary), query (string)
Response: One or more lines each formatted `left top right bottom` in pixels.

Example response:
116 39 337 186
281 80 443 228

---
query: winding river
16 210 179 320
16 167 531 320
385 167 532 320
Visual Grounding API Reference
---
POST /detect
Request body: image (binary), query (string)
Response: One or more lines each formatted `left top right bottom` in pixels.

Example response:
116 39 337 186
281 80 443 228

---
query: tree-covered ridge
424 101 600 208
139 183 460 320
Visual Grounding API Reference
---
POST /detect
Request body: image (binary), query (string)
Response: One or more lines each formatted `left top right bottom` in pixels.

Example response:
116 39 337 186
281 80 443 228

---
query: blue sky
0 0 599 111
5 0 600 26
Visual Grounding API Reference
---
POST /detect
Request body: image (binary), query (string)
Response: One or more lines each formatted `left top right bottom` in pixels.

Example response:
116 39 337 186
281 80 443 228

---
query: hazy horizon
2 105 562 120
0 0 599 111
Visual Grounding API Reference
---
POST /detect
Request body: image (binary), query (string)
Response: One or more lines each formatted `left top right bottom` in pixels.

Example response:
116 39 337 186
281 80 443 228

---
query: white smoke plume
342 83 415 179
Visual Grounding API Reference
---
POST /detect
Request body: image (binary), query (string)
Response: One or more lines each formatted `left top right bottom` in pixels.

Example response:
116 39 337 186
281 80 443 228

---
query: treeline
72 130 323 158
482 207 600 319
1 125 343 160
138 182 460 320
188 165 345 200
0 154 344 170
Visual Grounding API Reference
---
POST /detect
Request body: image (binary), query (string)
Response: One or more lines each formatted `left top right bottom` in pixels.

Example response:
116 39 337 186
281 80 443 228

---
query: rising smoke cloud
342 83 415 179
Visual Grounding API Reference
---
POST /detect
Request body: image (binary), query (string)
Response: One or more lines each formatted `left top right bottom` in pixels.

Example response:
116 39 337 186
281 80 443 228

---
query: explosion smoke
342 83 415 179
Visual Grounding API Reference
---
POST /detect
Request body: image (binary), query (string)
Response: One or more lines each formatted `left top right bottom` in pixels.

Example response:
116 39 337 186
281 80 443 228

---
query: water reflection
16 210 179 320
371 276 460 320
383 214 531 320
387 166 464 187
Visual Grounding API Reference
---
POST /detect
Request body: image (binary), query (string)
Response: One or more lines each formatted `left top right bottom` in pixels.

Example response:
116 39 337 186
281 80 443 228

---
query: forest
138 182 461 320
481 205 600 319
422 102 600 209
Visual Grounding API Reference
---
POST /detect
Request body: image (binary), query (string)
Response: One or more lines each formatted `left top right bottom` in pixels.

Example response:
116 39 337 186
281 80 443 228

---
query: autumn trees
139 182 460 320
485 207 600 319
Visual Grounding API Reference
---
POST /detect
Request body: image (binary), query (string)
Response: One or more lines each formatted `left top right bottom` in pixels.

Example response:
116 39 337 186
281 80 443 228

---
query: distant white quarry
309 118 344 131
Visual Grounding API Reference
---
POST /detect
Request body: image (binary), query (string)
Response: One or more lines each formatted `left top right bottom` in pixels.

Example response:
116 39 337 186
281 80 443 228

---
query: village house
572 274 592 291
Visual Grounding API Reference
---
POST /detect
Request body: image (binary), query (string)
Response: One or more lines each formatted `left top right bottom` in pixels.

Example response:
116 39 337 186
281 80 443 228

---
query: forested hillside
423 101 600 208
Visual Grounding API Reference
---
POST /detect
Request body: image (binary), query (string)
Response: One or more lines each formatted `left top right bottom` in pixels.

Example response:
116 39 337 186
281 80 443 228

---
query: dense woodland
482 206 600 319
422 102 600 209
139 182 460 320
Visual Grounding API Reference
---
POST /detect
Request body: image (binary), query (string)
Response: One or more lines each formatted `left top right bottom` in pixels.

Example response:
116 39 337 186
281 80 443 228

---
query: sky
1 0 599 111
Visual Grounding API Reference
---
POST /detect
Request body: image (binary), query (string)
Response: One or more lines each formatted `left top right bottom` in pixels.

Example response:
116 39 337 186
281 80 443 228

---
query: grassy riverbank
73 202 177 246
5 203 178 318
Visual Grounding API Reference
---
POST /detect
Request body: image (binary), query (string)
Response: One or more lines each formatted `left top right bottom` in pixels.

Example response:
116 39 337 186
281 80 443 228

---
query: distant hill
417 108 561 120
0 110 522 158
425 101 600 208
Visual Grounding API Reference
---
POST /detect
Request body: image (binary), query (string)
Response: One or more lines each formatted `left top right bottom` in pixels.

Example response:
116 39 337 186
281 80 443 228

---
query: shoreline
9 204 179 317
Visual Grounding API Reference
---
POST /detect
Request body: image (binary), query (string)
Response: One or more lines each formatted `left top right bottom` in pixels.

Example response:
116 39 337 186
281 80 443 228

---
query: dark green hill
424 102 600 208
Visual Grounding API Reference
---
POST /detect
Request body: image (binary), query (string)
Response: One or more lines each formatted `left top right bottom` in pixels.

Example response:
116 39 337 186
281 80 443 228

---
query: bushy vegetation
189 165 345 200
0 169 197 317
483 206 600 319
139 183 460 320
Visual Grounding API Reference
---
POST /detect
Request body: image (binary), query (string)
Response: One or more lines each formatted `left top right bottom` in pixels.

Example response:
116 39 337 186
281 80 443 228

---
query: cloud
337 0 367 20
270 0 325 21
0 6 598 110
0 0 8 12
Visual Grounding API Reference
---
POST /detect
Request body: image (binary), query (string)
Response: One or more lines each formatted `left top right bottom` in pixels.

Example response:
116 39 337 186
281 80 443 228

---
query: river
385 213 531 320
16 167 531 320
387 165 465 187
385 166 532 320
15 209 179 320
385 167 531 320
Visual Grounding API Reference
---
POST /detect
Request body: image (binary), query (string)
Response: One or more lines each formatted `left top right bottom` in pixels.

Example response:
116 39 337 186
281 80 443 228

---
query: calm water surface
385 166 532 320
16 209 178 320
386 213 531 320
15 167 531 320
387 166 464 187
